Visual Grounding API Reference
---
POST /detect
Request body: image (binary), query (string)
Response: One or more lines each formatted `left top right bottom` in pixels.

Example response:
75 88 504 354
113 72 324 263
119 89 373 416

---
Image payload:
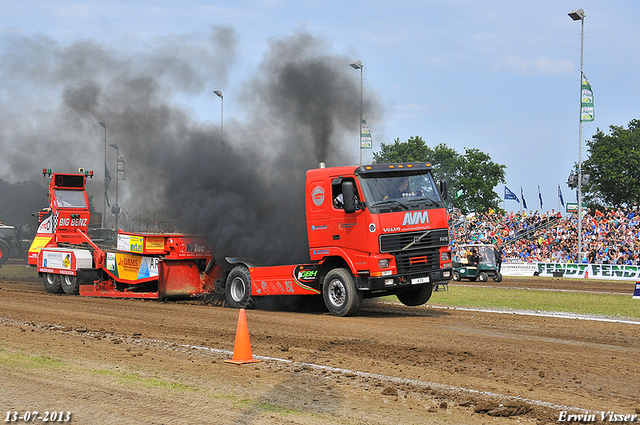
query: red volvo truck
223 162 453 316
28 169 223 298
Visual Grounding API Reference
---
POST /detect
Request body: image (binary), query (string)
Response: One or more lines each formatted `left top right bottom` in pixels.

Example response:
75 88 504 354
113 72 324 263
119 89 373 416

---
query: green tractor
0 224 32 267
452 243 502 283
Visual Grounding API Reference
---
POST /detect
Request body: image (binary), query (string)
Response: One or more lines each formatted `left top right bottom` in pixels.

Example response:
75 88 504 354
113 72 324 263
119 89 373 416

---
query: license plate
411 276 430 285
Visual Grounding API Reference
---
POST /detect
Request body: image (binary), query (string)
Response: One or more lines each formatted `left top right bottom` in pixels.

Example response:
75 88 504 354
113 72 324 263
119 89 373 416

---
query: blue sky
1 0 638 214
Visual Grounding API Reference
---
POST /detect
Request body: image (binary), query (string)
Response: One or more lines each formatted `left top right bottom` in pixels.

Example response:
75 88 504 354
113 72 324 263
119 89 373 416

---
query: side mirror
438 180 448 200
342 181 357 214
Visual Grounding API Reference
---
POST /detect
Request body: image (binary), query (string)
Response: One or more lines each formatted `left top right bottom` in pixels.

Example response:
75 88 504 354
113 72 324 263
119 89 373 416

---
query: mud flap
355 275 370 290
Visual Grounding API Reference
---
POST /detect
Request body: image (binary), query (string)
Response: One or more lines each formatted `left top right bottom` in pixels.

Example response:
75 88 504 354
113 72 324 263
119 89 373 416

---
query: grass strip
0 348 68 370
427 286 640 318
91 368 198 391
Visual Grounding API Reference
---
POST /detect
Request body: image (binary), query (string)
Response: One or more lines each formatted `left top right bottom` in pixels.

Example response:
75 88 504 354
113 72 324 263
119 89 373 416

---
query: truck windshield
358 171 442 211
54 189 87 208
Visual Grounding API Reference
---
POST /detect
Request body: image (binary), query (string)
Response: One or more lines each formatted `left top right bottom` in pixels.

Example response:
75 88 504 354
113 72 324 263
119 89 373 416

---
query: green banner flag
580 72 594 122
117 153 126 180
360 117 372 149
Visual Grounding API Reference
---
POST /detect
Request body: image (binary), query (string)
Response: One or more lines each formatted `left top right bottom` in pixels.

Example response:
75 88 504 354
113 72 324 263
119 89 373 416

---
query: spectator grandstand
450 203 640 265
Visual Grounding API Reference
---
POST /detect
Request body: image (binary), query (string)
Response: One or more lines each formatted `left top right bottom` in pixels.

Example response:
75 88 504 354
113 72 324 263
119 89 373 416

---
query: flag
538 185 543 209
558 183 565 208
504 186 519 203
117 153 126 180
104 164 111 207
580 72 595 122
360 117 372 149
521 186 527 210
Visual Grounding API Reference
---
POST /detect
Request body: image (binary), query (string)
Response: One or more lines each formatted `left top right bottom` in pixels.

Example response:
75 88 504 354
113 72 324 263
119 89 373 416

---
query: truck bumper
366 267 453 291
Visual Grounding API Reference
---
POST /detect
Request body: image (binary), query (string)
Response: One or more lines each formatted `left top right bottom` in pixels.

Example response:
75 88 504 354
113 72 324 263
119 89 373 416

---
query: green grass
0 348 68 370
91 368 198 392
0 260 39 279
426 286 640 319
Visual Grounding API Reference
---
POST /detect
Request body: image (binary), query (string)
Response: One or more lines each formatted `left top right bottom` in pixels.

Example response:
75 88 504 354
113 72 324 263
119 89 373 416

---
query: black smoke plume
0 29 381 265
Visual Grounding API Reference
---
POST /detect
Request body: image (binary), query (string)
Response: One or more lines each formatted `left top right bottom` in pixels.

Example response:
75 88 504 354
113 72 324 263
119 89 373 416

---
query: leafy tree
373 136 506 214
582 119 640 208
372 136 431 163
455 148 506 214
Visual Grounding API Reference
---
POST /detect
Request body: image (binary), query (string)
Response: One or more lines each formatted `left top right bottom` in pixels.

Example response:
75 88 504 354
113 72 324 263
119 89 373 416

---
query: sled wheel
322 268 362 317
225 265 255 309
61 275 79 295
43 273 63 294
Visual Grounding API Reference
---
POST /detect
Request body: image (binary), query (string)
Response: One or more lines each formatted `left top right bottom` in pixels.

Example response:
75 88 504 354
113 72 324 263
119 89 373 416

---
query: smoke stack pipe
319 162 326 169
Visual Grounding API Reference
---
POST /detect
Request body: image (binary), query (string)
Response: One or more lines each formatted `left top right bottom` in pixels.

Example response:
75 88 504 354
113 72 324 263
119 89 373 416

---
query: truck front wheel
322 268 362 317
396 283 433 306
225 265 255 309
43 273 63 294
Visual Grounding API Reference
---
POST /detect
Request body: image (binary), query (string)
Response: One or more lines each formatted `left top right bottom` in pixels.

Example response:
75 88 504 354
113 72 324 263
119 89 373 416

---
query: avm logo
402 211 429 226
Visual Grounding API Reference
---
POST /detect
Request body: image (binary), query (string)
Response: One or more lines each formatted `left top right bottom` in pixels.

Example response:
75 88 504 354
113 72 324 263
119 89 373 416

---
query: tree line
373 119 639 215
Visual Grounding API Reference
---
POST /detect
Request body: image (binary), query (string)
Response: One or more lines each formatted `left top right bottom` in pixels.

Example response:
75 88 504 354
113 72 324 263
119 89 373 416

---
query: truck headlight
379 259 390 268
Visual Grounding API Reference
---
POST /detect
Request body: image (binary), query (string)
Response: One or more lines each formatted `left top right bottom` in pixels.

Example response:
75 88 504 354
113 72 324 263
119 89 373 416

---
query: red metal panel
79 284 159 299
248 265 320 296
158 260 221 298
164 236 212 259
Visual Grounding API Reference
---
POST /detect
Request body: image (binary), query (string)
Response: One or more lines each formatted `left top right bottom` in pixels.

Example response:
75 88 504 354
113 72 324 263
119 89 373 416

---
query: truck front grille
379 229 449 253
394 251 439 274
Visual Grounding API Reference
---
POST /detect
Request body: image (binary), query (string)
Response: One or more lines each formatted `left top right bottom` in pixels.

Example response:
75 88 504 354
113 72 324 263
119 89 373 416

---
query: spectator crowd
450 203 640 265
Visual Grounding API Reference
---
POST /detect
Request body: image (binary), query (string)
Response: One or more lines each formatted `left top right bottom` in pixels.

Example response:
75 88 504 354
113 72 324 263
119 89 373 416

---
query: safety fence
501 262 640 281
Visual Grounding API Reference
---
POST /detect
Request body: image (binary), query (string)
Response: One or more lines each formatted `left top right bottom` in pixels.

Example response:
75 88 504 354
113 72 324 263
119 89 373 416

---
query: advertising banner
502 262 640 281
537 262 640 281
501 262 537 276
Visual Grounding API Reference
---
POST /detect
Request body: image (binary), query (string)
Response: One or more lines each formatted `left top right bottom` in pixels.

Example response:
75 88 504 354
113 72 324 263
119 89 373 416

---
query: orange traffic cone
225 309 260 365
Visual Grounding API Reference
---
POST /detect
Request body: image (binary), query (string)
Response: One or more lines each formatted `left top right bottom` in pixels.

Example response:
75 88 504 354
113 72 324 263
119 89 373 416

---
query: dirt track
1 265 639 424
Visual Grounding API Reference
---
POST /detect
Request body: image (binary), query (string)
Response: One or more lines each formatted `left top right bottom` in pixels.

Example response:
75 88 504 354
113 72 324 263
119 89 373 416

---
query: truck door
329 178 369 255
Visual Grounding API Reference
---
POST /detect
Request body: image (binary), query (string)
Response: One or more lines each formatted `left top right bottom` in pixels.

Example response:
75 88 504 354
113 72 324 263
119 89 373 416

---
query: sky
0 0 638 220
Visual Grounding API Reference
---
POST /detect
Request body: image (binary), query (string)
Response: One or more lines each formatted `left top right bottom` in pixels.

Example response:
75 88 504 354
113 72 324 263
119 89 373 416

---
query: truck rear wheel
61 275 79 295
43 273 63 294
322 268 362 317
396 283 434 306
225 265 255 309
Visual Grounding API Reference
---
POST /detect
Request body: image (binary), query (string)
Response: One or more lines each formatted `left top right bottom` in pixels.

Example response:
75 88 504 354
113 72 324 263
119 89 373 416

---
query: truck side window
332 178 359 210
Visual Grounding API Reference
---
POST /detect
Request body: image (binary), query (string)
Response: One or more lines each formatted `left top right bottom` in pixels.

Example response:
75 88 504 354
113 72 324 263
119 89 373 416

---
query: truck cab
28 170 92 265
294 163 449 315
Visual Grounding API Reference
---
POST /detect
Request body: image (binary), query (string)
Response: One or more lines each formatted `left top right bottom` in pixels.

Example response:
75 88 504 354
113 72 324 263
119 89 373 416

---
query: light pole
213 90 224 148
349 60 363 165
98 121 107 229
569 8 585 263
109 143 119 236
